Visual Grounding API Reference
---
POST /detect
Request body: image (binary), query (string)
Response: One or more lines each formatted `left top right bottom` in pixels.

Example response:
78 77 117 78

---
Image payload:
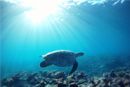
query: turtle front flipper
40 61 52 67
69 61 78 74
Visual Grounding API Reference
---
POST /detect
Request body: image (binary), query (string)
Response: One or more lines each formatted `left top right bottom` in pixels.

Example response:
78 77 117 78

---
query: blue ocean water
1 0 130 79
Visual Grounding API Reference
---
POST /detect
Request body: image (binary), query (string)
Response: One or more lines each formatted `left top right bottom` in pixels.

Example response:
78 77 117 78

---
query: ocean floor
1 66 130 87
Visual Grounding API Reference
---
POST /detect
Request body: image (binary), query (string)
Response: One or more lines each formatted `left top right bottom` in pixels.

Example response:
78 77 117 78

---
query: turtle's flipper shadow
69 61 78 74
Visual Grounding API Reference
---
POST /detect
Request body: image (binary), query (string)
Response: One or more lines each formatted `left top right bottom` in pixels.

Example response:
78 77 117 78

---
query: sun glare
22 0 62 23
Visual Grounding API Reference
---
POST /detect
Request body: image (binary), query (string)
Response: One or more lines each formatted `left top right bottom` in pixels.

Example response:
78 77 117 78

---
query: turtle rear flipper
69 61 78 74
40 61 52 67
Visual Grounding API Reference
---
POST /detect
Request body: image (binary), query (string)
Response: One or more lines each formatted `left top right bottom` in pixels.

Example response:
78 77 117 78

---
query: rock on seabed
1 67 130 87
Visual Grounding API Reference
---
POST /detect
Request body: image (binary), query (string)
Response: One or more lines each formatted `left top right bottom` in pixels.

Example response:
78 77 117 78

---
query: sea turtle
39 50 84 74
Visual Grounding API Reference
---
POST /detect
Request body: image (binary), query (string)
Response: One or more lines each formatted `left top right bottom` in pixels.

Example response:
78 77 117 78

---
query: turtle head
75 52 84 57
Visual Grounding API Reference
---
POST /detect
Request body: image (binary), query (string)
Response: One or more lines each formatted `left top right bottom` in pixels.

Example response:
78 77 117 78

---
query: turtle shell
43 50 76 67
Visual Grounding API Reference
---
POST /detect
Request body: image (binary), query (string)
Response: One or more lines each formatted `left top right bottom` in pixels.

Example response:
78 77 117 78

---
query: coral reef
1 67 130 87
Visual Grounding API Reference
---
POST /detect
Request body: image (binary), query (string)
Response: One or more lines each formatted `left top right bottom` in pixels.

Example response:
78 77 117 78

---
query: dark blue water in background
1 0 130 79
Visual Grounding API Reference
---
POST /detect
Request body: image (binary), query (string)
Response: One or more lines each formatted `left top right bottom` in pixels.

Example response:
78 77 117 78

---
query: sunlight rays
3 0 126 24
21 0 62 23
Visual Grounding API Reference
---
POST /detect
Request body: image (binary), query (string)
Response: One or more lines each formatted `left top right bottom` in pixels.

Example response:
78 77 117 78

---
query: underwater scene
0 0 130 87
